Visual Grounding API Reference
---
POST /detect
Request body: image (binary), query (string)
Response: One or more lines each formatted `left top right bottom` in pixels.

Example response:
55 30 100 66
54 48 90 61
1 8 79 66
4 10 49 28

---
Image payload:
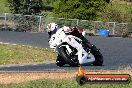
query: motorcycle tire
90 45 103 66
56 55 65 67
59 46 79 67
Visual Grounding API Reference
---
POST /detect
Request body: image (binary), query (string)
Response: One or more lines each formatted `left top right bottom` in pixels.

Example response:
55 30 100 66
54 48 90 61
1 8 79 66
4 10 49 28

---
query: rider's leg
78 49 95 65
65 37 95 65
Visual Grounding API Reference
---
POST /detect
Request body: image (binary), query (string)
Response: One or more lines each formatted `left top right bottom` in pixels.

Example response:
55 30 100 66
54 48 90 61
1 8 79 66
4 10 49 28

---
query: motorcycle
49 27 103 67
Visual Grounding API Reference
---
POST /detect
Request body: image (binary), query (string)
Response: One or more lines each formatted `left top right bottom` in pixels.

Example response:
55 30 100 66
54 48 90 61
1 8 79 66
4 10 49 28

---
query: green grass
0 44 57 65
0 78 131 88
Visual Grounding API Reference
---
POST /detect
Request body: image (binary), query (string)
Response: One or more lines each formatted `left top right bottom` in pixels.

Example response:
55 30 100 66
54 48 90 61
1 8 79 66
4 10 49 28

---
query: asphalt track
0 31 132 71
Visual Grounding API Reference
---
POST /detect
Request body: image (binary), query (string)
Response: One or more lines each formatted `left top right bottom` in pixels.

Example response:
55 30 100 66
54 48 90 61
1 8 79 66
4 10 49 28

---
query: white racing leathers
49 28 95 65
64 36 95 65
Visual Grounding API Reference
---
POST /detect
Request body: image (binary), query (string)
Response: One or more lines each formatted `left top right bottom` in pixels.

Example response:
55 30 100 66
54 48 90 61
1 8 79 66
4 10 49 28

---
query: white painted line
22 45 25 46
34 47 38 48
33 64 37 65
4 43 10 44
12 44 17 45
0 42 33 48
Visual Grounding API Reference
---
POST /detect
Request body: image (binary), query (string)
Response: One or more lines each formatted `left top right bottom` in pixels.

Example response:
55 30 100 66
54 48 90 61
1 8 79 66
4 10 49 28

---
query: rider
60 26 95 65
47 23 86 40
63 26 90 45
47 22 58 39
47 23 90 48
47 23 95 65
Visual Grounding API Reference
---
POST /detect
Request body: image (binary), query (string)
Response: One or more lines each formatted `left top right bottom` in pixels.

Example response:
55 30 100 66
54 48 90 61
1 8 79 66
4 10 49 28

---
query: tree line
7 0 131 23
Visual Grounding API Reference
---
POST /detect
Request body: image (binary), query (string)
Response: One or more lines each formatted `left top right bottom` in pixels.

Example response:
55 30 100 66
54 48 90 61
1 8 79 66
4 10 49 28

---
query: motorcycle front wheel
56 55 65 67
58 45 79 67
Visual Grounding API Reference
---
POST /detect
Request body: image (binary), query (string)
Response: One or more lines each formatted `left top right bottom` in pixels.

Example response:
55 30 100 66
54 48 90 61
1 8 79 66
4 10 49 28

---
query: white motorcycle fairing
49 28 95 65
63 35 95 65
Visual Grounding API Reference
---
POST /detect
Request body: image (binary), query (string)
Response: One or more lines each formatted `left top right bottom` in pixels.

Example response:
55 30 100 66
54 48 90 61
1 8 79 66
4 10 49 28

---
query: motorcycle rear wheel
90 45 103 66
